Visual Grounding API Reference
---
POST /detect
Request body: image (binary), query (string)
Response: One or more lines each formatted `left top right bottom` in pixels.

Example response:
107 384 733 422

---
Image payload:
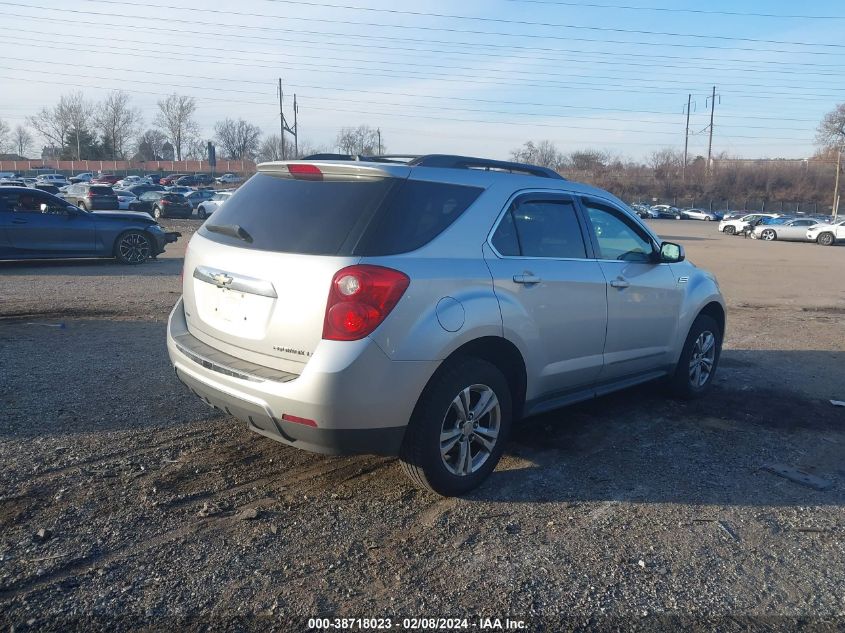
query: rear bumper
166 298 438 456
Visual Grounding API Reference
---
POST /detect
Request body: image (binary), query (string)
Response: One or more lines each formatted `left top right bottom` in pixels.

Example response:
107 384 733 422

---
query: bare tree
257 134 284 162
510 140 563 170
136 129 168 161
63 91 94 160
214 118 261 159
183 136 207 161
27 98 73 154
816 103 845 150
336 125 382 155
567 150 609 171
13 125 33 157
648 148 683 179
154 94 199 161
0 118 10 153
95 91 142 160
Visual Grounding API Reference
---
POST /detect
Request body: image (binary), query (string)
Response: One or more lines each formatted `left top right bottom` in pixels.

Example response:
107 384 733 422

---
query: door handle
610 277 630 289
513 274 542 284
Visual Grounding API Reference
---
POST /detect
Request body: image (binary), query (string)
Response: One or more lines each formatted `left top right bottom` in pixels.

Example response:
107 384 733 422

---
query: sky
1 0 844 162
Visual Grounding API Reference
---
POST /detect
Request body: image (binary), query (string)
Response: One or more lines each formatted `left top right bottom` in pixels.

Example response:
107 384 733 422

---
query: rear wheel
115 231 152 265
668 314 722 399
152 205 162 220
705 216 712 221
400 358 512 496
761 229 777 241
198 206 207 219
78 200 88 211
724 225 736 235
817 232 835 246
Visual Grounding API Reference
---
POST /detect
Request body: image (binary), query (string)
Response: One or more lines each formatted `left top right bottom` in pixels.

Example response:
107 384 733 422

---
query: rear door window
89 186 113 195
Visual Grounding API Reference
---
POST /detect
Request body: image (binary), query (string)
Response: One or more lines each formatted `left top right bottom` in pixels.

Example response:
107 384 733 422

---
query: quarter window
583 202 655 262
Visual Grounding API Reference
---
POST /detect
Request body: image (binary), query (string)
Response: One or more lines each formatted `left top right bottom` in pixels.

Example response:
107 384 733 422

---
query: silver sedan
753 218 820 241
682 208 721 221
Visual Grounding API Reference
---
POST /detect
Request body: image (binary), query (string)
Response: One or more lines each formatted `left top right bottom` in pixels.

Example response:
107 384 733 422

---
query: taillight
161 199 171 205
322 265 409 341
86 191 95 198
287 164 323 181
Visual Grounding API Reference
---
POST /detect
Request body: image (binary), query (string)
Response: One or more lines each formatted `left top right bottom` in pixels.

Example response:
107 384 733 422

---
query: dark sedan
126 183 165 197
0 187 179 264
62 184 119 211
128 191 193 219
176 174 214 187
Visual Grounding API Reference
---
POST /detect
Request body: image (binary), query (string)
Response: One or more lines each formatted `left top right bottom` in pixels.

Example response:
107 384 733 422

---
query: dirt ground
1 219 844 631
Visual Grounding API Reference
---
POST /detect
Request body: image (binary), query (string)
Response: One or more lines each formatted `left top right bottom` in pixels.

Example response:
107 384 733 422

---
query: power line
6 10 845 70
71 0 845 50
503 0 845 20
6 2 845 57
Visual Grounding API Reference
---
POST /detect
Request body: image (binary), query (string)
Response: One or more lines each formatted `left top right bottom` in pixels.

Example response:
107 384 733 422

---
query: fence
630 197 824 214
0 159 257 176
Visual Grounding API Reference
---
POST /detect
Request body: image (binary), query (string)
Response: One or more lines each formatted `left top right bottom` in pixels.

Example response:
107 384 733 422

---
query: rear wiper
205 223 253 243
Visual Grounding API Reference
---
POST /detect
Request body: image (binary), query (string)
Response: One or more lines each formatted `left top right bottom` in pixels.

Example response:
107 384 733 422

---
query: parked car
35 173 70 187
0 187 179 264
681 208 722 221
650 204 683 219
167 155 725 496
216 173 244 185
144 174 163 184
62 183 119 211
160 173 189 186
33 184 60 195
91 174 120 185
718 213 779 235
0 179 27 187
630 203 656 219
113 190 138 210
129 191 193 219
69 172 94 184
115 175 142 188
806 219 845 246
165 186 194 195
176 174 214 187
196 191 232 219
126 184 165 197
183 189 216 209
21 178 38 187
751 217 817 241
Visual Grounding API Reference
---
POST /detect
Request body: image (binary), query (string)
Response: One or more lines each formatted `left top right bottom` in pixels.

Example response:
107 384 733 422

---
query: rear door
484 193 607 396
182 163 409 373
579 198 682 381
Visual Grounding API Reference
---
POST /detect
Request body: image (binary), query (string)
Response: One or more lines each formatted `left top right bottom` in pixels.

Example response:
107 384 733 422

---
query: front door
484 194 608 398
5 191 96 255
579 198 682 381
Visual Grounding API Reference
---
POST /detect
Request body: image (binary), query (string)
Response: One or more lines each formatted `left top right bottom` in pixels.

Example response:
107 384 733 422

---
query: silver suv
167 155 725 496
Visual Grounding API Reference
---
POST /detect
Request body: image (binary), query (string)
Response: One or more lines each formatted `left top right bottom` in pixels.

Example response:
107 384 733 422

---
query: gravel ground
1 219 844 631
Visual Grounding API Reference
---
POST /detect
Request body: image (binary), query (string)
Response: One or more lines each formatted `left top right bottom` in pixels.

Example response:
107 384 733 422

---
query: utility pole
833 150 842 221
706 85 716 177
683 93 691 184
377 128 382 155
278 78 286 160
293 94 299 158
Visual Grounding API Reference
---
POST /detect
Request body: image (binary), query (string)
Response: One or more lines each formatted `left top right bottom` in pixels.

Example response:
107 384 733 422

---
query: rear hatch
88 185 117 207
182 162 411 373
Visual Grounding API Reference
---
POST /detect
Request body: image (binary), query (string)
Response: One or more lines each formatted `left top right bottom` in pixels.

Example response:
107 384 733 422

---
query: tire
705 216 712 221
115 230 152 265
399 358 513 496
761 229 777 241
668 314 722 399
198 206 207 220
675 214 682 220
152 205 162 220
817 232 835 246
78 200 88 211
724 225 736 235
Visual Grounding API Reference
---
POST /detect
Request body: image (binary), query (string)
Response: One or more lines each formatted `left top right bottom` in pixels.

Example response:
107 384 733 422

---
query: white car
197 191 232 219
69 172 94 184
215 173 243 184
718 213 779 235
806 219 845 246
35 173 70 187
115 175 142 188
113 190 138 210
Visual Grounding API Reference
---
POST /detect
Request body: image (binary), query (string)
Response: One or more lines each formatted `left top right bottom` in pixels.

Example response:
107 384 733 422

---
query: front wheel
115 231 152 265
817 232 835 246
399 358 512 496
668 314 722 399
724 225 736 235
198 206 207 219
152 205 162 220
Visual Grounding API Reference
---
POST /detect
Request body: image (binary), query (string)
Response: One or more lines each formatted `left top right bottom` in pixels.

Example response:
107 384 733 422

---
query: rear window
164 194 186 202
89 186 114 195
200 172 482 256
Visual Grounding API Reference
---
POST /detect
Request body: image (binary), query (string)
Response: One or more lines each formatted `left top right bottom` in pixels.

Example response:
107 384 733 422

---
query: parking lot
1 219 844 630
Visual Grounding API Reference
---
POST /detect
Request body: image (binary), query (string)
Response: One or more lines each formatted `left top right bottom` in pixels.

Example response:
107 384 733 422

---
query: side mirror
659 242 685 263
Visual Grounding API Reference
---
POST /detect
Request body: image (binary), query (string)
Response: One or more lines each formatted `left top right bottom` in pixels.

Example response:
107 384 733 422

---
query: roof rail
409 154 564 180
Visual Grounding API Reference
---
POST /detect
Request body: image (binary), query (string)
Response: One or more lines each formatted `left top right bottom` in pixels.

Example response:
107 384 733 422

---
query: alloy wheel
762 229 776 241
689 331 716 388
118 233 151 264
439 384 501 477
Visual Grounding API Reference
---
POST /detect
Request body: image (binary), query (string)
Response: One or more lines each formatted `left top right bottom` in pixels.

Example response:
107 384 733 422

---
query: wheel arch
698 301 726 338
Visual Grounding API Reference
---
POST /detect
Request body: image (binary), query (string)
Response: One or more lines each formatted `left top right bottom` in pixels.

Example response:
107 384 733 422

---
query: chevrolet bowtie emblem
212 272 234 287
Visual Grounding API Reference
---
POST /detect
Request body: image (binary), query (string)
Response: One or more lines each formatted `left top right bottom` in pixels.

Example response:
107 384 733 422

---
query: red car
160 173 188 186
91 174 119 185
